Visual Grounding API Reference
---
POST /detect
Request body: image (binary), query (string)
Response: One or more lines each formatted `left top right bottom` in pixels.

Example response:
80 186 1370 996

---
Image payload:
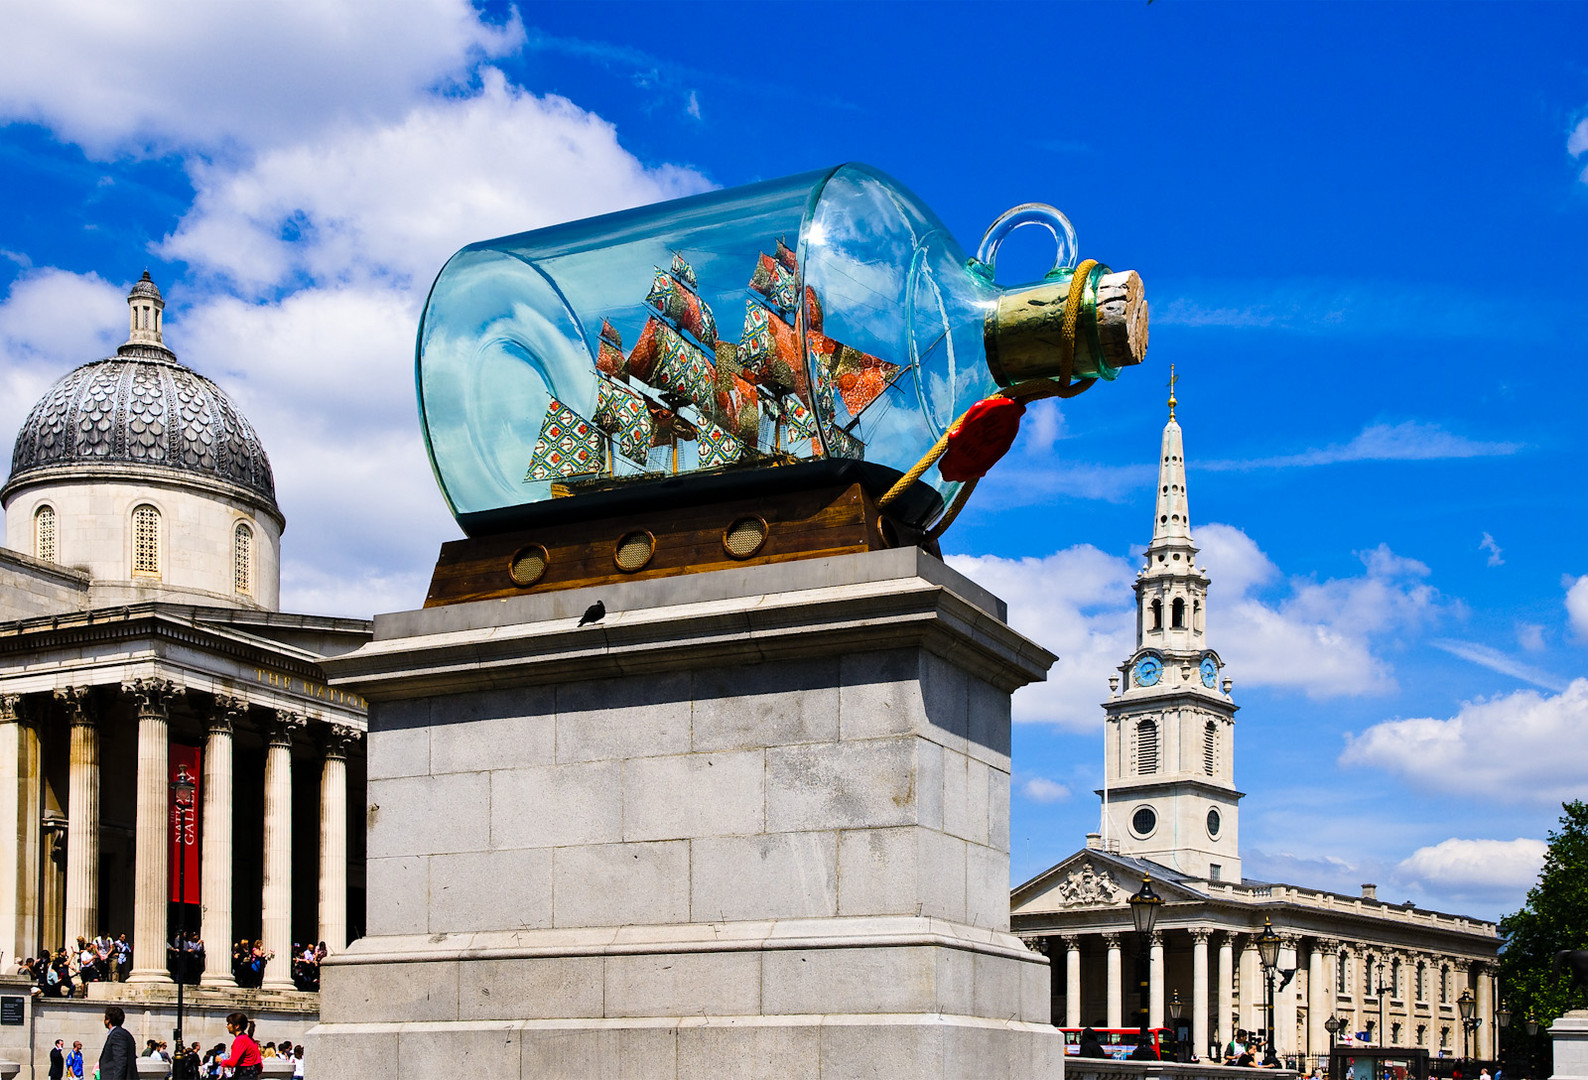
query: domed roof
3 276 278 513
128 270 164 303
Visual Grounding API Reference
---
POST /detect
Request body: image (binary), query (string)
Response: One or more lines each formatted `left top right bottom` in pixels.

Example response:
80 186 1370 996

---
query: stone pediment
1011 851 1205 916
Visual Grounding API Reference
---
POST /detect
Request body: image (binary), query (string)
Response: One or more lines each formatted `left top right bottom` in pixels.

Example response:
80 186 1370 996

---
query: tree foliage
1499 800 1588 1066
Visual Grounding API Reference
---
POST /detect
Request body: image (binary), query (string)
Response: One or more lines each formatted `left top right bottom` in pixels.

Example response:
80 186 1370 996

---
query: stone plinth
1552 1010 1588 1080
309 548 1063 1078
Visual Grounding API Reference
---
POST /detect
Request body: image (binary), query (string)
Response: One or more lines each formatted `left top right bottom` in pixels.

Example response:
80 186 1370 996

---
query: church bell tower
1099 369 1241 882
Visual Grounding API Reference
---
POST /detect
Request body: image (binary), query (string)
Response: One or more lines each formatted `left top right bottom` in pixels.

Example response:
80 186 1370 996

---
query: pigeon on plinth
578 600 605 627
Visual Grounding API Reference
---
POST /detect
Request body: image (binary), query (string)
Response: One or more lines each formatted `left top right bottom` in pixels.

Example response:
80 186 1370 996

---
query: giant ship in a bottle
523 240 901 501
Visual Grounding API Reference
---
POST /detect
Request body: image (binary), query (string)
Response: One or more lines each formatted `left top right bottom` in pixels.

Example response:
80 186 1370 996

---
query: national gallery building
1011 397 1502 1067
0 276 371 1056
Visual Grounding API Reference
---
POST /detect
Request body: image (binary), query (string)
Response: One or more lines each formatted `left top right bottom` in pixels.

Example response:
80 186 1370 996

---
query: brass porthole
507 544 549 588
613 530 656 572
877 517 899 549
722 516 769 559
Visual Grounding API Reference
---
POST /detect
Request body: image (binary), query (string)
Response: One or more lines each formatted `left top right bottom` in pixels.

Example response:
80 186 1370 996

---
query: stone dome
2 277 278 515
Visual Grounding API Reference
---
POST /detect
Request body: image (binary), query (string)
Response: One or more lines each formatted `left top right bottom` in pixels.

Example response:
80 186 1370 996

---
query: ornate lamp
1526 1016 1538 1037
1497 1005 1511 1029
1457 990 1477 1023
1169 989 1185 1023
1256 918 1281 971
1129 874 1163 935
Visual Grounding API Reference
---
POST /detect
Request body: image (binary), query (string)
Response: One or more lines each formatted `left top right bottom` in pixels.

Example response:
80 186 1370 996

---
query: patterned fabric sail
525 398 605 481
645 269 717 347
593 377 652 466
669 251 697 289
696 418 742 468
811 334 900 418
713 342 761 445
749 253 798 314
739 301 806 397
651 323 718 413
596 320 625 378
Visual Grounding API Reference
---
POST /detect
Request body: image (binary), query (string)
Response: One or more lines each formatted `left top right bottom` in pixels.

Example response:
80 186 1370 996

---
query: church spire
1149 368 1191 552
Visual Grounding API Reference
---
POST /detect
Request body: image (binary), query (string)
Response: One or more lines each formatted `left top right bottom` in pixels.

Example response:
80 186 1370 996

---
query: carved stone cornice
54 686 96 726
121 678 182 715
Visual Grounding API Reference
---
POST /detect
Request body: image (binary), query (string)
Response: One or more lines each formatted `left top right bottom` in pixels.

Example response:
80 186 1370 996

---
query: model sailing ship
523 240 901 491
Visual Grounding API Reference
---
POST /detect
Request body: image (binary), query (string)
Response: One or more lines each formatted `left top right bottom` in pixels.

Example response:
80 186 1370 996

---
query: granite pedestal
309 548 1063 1078
1552 1010 1588 1080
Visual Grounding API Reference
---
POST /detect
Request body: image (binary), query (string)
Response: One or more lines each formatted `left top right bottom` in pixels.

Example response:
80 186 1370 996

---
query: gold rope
877 260 1100 517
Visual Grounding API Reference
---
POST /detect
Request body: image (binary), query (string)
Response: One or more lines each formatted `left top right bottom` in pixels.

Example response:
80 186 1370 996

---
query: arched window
1440 965 1449 1003
1391 1022 1401 1046
1391 958 1401 997
1416 962 1426 1001
1136 719 1158 774
233 522 253 595
1337 952 1349 994
1417 1024 1426 1047
132 504 161 577
1364 954 1376 995
1193 599 1202 631
1172 597 1186 629
34 505 56 562
1150 598 1163 631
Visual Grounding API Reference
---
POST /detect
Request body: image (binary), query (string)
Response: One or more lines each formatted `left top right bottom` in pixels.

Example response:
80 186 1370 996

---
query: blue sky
1 1 1584 921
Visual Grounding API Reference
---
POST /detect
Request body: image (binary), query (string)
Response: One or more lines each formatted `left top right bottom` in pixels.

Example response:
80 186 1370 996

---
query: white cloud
947 546 1136 730
0 0 523 157
1197 526 1445 698
1572 118 1588 182
0 270 129 478
1021 777 1071 804
1340 679 1588 804
1429 639 1566 692
1479 532 1503 567
1517 623 1546 652
1396 837 1546 892
1204 421 1521 471
1566 574 1588 639
162 70 711 293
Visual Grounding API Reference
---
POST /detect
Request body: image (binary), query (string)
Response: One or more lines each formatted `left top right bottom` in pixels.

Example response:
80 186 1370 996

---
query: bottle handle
971 203 1079 284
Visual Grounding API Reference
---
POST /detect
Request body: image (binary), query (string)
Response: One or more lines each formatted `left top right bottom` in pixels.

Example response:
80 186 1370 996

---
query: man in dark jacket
47 1039 65 1080
97 1005 138 1080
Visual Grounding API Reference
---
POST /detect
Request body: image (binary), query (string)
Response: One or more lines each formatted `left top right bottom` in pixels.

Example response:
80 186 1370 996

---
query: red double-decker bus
1058 1028 1180 1061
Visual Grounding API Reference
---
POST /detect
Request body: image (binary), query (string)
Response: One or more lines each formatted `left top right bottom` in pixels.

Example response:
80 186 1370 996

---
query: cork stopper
983 268 1148 386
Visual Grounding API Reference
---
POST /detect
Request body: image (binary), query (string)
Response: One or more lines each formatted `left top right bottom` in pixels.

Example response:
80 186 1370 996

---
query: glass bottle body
417 163 1115 535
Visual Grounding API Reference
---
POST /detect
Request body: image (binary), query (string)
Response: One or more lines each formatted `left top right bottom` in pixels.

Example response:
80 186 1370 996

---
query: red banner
169 746 201 905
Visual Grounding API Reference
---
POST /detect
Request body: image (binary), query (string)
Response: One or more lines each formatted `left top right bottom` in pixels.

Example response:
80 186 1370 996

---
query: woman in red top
219 1012 262 1078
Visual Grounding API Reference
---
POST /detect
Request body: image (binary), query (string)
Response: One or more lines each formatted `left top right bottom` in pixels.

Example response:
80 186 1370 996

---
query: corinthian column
1218 932 1235 1053
1064 935 1082 1028
261 712 303 989
1277 934 1299 1056
1311 939 1337 1056
1149 929 1166 1029
0 695 22 965
318 725 357 952
1105 933 1123 1029
58 687 100 947
200 697 244 986
127 679 181 983
1192 928 1212 1059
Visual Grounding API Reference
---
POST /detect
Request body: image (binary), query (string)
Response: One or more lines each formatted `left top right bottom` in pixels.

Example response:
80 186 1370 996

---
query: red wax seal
938 397 1026 482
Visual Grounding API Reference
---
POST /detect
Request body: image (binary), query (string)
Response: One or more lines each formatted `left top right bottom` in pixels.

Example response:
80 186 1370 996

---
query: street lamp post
1374 959 1392 1047
171 767 196 1073
1169 989 1185 1061
1496 1003 1511 1073
1457 989 1478 1066
1129 875 1163 1051
1257 918 1282 1061
1324 1015 1342 1078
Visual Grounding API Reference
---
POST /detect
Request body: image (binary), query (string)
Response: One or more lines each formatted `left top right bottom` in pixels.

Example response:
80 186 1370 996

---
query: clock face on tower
1201 656 1219 688
1134 656 1162 687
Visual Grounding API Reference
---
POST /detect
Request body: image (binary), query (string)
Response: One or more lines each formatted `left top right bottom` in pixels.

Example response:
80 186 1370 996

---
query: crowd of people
17 934 132 997
50 1008 306 1080
16 931 330 995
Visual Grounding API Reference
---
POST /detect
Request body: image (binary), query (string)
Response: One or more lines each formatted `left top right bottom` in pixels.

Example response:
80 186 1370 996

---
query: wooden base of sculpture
424 482 939 606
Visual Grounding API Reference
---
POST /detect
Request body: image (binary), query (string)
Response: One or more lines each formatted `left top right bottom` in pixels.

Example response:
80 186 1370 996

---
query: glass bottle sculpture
417 163 1147 536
